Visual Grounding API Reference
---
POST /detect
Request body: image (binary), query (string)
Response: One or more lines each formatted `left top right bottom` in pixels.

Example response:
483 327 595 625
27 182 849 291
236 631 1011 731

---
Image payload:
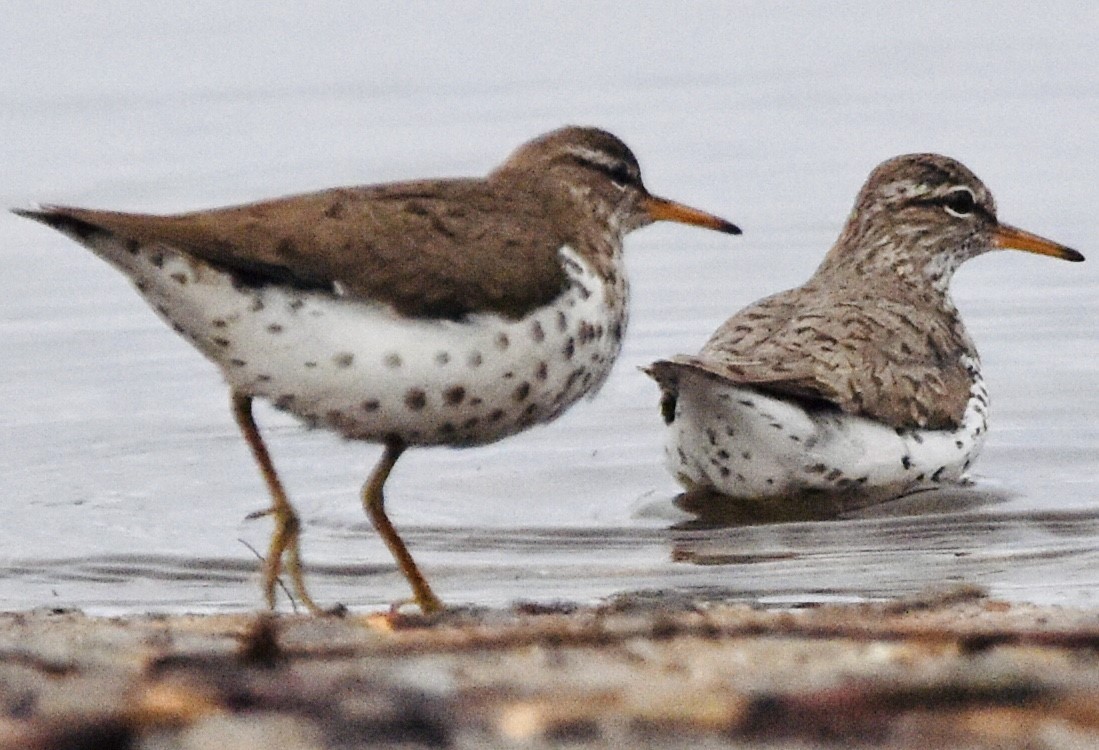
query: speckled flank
663 358 989 502
86 237 627 448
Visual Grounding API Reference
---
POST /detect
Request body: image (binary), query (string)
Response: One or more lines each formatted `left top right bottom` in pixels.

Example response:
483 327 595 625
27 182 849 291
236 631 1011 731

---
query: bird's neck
815 220 970 304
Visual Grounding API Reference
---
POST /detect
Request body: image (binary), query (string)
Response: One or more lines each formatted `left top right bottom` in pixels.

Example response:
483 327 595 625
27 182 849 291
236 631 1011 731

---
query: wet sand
3 588 1099 749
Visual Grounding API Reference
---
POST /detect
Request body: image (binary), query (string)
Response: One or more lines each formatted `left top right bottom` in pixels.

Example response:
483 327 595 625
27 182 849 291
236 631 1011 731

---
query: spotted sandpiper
647 154 1082 511
15 126 740 613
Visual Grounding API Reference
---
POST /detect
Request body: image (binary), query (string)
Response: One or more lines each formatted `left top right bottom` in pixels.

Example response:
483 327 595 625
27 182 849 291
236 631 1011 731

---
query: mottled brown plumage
649 153 1082 505
655 290 978 431
652 154 1082 432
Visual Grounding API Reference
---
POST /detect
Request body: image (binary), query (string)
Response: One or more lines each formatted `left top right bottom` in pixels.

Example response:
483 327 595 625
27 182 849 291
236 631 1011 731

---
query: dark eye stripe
561 154 638 185
908 195 992 221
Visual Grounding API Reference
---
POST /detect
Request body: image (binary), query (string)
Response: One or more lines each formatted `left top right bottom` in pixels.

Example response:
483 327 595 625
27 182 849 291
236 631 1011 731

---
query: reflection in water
4 506 1099 614
667 508 1099 604
671 479 1018 528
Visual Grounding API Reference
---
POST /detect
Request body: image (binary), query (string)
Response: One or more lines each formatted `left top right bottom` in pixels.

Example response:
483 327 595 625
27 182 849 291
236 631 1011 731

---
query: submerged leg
362 437 443 614
230 390 324 614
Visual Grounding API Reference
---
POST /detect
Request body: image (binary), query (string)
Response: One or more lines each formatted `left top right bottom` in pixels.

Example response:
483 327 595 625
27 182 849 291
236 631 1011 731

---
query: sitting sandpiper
15 126 741 613
647 154 1082 510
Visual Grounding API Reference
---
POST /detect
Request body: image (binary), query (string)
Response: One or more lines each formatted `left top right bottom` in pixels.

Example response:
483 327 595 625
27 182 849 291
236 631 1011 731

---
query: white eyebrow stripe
563 145 624 170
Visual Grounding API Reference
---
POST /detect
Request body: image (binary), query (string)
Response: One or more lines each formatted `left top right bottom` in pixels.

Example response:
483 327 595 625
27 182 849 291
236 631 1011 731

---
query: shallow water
0 3 1097 613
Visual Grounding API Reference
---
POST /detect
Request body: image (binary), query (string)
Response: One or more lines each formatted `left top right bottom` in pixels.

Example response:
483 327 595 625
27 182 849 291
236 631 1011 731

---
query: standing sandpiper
15 126 740 613
647 154 1082 511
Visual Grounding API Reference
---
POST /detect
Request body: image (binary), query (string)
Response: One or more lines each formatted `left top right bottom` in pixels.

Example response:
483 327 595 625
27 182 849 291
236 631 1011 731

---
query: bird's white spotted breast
97 236 627 448
665 367 989 504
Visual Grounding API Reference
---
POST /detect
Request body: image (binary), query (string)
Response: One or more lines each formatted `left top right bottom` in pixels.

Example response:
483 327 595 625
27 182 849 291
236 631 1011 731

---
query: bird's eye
607 163 634 186
942 187 977 217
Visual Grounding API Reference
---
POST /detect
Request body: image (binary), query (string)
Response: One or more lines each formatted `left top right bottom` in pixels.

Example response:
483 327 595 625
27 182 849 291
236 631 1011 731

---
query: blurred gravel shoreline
3 588 1099 749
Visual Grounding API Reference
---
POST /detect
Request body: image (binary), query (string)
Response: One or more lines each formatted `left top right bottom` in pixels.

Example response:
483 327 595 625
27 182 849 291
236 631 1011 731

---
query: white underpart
665 363 989 503
81 233 628 448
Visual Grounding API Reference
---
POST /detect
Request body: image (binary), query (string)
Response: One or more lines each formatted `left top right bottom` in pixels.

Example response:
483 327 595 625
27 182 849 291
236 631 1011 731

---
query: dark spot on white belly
405 389 427 411
578 321 596 343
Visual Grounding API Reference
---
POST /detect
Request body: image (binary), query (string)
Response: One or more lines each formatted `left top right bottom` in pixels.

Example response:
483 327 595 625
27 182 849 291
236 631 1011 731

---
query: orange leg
230 391 324 615
362 437 444 614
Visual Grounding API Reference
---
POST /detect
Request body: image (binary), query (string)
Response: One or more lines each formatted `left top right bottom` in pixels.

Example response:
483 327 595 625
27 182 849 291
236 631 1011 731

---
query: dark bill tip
644 195 741 235
994 223 1085 262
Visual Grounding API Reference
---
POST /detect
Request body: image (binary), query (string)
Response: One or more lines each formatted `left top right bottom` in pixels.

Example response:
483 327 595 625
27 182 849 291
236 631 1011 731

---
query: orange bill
644 195 741 235
994 223 1085 262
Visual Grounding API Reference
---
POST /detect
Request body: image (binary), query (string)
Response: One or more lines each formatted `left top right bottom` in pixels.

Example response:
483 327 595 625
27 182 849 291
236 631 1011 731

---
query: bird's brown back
652 279 978 430
41 178 574 321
